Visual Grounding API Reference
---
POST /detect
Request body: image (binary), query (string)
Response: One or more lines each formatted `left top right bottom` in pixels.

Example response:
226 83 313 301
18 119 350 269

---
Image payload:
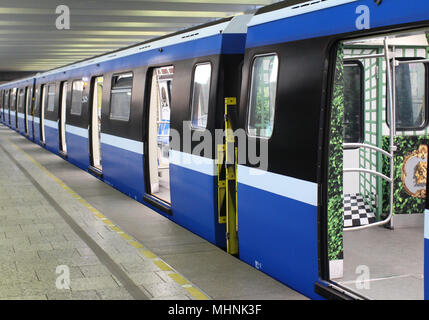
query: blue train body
0 0 428 300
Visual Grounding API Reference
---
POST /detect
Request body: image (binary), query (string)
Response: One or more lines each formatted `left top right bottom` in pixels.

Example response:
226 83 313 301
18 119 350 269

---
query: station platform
0 124 306 300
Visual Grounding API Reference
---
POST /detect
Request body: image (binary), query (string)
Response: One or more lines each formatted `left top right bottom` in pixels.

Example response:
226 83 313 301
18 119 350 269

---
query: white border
44 119 58 129
66 124 88 138
237 165 318 206
169 150 216 176
101 133 143 155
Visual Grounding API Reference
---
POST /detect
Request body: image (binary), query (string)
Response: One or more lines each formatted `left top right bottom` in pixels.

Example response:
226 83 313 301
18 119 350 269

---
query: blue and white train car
235 0 429 300
1 0 429 300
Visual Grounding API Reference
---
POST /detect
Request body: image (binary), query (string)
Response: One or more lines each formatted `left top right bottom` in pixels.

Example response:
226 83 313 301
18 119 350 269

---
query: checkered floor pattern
344 193 376 228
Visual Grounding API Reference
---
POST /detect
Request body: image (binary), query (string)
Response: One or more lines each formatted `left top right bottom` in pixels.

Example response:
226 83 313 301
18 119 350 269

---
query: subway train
1 0 429 300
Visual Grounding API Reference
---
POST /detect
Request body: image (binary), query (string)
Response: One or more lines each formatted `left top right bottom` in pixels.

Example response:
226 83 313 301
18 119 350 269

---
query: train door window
0 90 3 120
247 54 279 139
46 84 56 112
110 73 132 121
387 60 428 130
191 63 212 129
59 81 68 153
71 81 84 116
32 87 40 140
90 76 103 170
11 88 17 127
25 86 33 135
5 90 10 125
17 88 26 129
0 91 4 121
343 62 364 144
40 85 47 143
147 66 174 204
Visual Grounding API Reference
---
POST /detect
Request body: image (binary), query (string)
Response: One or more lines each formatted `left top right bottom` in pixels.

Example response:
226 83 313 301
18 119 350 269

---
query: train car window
191 63 212 129
10 88 17 111
4 90 9 109
17 88 25 113
26 87 33 115
71 81 84 116
110 72 133 121
247 54 278 139
387 60 427 130
46 84 56 112
343 62 364 145
41 85 47 142
34 87 40 117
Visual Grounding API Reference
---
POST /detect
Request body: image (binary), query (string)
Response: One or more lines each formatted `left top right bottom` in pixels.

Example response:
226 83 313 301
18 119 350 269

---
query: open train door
144 66 174 209
324 34 429 300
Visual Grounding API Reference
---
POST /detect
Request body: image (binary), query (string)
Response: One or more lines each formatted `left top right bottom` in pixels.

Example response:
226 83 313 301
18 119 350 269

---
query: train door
10 88 17 130
5 90 10 126
59 81 68 155
0 91 3 122
89 76 103 172
146 66 174 204
326 32 429 300
25 86 32 136
40 85 46 144
17 88 26 132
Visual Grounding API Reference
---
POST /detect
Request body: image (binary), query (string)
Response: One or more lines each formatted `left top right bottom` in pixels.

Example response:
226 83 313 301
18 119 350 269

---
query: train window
10 88 17 112
4 90 9 109
47 84 56 112
343 62 364 145
387 60 427 130
110 72 133 121
71 81 84 116
17 88 25 113
247 54 279 139
191 63 212 129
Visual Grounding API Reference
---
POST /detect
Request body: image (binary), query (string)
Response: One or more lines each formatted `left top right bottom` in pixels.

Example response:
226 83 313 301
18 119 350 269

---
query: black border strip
143 194 172 216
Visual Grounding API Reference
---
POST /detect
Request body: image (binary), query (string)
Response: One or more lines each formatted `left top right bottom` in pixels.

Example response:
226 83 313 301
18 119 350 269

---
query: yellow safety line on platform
8 139 210 301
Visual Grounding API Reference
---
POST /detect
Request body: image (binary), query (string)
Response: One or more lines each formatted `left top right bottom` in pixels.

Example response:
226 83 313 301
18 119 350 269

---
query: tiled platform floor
0 125 306 300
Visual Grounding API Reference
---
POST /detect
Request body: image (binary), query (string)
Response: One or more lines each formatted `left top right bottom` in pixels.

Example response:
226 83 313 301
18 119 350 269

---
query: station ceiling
0 0 275 73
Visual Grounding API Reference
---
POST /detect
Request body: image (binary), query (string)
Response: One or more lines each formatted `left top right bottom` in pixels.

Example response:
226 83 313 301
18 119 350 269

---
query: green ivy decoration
327 45 345 261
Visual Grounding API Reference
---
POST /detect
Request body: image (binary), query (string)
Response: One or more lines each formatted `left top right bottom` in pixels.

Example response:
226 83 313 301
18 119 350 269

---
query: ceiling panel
0 0 276 72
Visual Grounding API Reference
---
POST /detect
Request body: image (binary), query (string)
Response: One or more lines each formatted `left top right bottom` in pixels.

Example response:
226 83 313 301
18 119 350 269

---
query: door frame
88 75 104 176
142 66 173 214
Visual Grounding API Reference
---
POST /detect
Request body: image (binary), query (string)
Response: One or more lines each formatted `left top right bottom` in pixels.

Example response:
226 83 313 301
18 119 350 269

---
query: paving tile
79 265 111 278
120 261 161 274
151 295 190 300
0 295 48 300
142 282 189 298
14 243 54 252
127 272 166 286
69 276 119 291
35 266 85 283
95 287 135 300
46 290 100 300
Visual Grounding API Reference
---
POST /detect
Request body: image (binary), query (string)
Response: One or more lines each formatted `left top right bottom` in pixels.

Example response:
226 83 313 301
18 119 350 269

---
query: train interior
147 66 174 204
328 29 429 299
